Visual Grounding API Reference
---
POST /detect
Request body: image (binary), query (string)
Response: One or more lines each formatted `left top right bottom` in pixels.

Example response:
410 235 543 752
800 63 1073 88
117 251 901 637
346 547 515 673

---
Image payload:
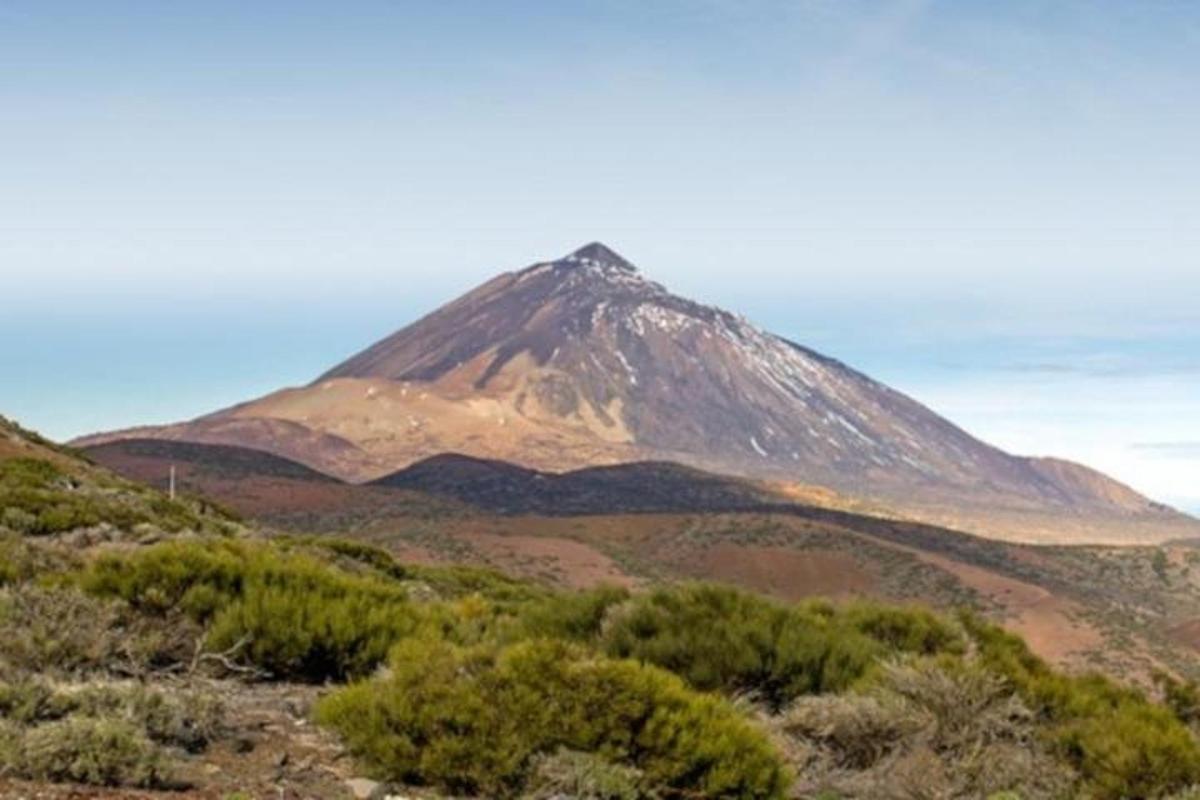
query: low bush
80 538 252 618
522 749 654 800
0 457 69 489
0 458 144 535
66 683 224 753
0 677 219 789
315 637 790 799
0 531 74 586
279 535 410 580
598 585 962 709
0 456 234 537
0 677 224 752
82 538 422 681
517 585 630 642
0 584 125 675
10 715 173 787
783 659 1073 799
0 678 68 724
0 578 199 678
782 692 921 771
1156 670 1200 728
204 580 421 680
961 611 1200 799
404 561 551 606
840 602 963 656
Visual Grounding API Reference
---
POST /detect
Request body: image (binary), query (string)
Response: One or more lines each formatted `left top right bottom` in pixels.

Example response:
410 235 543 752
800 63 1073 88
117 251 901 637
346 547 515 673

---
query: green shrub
522 749 655 800
0 458 138 535
0 675 221 787
2 507 39 537
0 584 127 675
517 585 630 642
316 637 790 799
1058 705 1200 799
602 584 851 706
67 683 224 752
80 538 251 617
961 611 1200 798
840 602 963 656
205 580 421 680
404 561 551 605
0 457 67 488
0 548 18 586
599 585 961 709
280 535 410 580
0 456 233 537
13 715 173 787
0 678 70 724
80 536 573 680
1156 670 1200 728
0 532 73 585
783 659 1074 799
0 677 223 751
81 538 425 680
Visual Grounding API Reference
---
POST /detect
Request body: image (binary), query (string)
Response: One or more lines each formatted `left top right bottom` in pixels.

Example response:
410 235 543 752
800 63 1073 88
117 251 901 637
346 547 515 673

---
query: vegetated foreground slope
10 415 1200 799
85 438 1200 686
73 243 1197 545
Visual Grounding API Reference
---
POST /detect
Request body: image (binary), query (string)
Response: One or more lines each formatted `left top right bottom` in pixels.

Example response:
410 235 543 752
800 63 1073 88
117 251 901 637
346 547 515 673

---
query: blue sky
1 1 1197 512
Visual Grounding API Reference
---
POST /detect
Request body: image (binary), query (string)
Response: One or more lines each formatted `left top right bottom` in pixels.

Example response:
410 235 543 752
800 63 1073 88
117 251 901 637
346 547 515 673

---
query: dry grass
780 660 1075 799
0 582 201 678
0 677 224 789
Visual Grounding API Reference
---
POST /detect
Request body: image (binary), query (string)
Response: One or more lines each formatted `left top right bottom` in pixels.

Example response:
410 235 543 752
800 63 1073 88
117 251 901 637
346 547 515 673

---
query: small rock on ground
346 777 380 799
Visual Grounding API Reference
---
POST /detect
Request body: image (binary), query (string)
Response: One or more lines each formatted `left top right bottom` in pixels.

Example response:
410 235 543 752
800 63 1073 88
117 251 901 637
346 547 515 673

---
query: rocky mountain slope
75 243 1193 543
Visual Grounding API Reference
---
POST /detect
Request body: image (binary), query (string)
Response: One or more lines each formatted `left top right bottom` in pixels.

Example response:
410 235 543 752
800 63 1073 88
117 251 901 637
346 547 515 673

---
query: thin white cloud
1132 443 1200 459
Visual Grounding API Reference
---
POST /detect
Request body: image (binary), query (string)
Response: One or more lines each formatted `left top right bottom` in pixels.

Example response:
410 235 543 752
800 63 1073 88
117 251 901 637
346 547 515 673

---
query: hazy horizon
2 1 1197 512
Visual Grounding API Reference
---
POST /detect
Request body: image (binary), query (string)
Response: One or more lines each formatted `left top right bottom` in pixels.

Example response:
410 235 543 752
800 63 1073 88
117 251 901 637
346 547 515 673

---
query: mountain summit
565 241 638 271
76 243 1190 542
318 241 665 385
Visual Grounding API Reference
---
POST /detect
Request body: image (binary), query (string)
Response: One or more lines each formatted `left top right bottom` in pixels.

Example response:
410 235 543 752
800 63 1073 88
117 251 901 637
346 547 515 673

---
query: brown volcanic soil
679 544 873 602
1170 620 1200 654
460 531 638 589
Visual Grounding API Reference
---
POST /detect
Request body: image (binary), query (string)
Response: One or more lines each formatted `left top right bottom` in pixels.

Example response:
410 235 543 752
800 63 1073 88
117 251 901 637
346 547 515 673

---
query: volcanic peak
562 241 636 272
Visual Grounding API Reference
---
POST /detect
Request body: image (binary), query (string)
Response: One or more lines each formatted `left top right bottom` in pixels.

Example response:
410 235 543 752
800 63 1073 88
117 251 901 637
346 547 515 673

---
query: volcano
76 243 1191 543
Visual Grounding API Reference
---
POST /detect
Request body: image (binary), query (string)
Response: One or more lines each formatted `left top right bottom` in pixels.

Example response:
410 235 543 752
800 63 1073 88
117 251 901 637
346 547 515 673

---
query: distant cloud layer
1000 358 1200 378
1132 443 1200 459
